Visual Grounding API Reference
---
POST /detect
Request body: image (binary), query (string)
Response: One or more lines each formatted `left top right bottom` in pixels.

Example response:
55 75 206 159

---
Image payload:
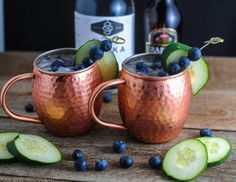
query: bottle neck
154 0 175 5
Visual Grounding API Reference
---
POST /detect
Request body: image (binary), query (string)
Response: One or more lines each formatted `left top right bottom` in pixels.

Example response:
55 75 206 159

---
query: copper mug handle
89 79 127 130
0 73 42 124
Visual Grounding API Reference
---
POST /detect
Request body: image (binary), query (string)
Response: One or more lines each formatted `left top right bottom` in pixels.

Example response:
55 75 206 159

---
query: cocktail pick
103 36 126 44
200 37 224 50
111 36 126 44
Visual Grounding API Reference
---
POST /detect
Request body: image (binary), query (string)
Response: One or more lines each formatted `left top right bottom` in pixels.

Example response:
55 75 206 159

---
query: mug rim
121 53 188 81
33 48 97 76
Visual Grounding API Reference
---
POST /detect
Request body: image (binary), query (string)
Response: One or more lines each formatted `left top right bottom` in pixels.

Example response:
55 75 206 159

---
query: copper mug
0 48 102 136
89 53 191 143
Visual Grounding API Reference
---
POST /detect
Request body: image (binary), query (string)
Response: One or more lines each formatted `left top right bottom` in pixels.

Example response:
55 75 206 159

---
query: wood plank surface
0 118 234 182
0 52 235 181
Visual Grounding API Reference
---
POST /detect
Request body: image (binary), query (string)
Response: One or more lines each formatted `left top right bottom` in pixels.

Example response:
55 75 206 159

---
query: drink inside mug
124 55 164 77
36 51 86 73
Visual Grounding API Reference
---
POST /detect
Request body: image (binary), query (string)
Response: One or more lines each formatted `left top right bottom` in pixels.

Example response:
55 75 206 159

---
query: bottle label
75 12 135 70
146 28 178 54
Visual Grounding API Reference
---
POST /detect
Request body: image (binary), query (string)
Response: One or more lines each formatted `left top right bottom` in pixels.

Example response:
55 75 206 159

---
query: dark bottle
75 0 135 70
144 0 182 54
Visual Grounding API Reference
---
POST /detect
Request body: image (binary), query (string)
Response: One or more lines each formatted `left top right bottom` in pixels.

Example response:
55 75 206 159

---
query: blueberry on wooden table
72 149 84 160
74 158 89 171
149 156 162 169
119 156 134 168
112 140 127 153
103 92 112 103
24 103 34 113
200 128 212 137
95 159 109 171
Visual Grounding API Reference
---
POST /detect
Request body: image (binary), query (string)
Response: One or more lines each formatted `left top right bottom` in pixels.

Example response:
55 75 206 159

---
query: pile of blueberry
72 128 213 172
166 47 202 76
72 140 162 171
136 47 202 77
51 39 112 72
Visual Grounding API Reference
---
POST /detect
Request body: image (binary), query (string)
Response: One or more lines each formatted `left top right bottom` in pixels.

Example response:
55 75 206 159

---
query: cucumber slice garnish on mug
74 38 120 82
162 37 224 95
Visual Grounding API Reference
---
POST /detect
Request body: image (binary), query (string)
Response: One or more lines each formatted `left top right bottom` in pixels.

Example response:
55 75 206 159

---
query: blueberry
200 128 212 137
188 47 202 61
179 56 190 69
74 64 85 71
72 150 84 160
24 103 34 113
167 62 181 75
120 156 134 168
149 156 162 169
74 158 89 171
157 71 169 77
103 92 112 103
51 60 65 72
112 140 127 153
95 159 108 171
136 62 149 73
100 39 112 52
150 62 163 69
89 46 104 61
136 62 147 70
82 57 94 68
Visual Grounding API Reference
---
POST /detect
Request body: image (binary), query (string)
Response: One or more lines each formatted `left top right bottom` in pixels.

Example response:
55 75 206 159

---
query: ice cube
60 55 75 67
36 58 54 70
56 67 74 73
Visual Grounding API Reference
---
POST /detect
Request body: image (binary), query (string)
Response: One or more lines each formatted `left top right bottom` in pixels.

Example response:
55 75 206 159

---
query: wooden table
0 52 235 182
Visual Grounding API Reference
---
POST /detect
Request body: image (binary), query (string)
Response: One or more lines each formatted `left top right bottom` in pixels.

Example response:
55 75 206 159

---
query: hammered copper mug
89 53 191 143
0 48 102 136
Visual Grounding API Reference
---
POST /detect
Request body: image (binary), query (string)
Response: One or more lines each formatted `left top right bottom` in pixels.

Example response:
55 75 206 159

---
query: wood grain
0 52 236 181
0 118 235 182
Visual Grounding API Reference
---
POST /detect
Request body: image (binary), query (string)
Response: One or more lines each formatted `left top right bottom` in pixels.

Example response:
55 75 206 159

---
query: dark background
4 0 236 56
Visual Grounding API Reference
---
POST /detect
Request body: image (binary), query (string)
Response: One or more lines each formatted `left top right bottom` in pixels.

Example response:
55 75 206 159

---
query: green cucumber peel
197 136 232 167
0 132 19 161
163 139 208 181
7 134 62 164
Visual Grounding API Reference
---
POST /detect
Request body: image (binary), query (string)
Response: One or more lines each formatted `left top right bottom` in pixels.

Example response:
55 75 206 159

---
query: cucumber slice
197 137 232 167
162 42 209 95
75 39 119 82
162 42 191 69
7 134 62 164
188 58 209 95
163 139 207 181
0 132 19 161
